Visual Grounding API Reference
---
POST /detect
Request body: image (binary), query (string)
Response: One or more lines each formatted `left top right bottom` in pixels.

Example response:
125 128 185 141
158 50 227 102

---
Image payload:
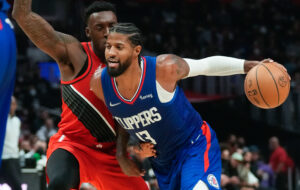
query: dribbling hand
134 142 157 159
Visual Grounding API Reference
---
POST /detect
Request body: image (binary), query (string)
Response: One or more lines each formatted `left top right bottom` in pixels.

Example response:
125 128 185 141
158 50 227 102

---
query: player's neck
91 42 105 62
115 59 142 99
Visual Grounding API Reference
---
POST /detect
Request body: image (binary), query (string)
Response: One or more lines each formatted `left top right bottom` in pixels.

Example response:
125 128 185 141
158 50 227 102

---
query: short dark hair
85 1 116 24
109 23 143 47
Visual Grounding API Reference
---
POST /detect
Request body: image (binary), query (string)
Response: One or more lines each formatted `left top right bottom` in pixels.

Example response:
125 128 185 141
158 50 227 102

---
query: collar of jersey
111 57 147 105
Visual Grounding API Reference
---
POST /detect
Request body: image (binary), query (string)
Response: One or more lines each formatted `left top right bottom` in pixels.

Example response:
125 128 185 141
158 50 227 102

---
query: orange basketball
244 62 290 109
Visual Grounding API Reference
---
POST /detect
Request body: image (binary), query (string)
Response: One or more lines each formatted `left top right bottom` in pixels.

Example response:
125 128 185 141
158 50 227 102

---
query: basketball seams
270 63 290 90
261 64 280 105
268 63 290 103
255 65 270 108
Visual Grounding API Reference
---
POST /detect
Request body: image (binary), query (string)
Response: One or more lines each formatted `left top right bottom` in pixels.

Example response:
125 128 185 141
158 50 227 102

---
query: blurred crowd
219 134 295 190
1 0 300 189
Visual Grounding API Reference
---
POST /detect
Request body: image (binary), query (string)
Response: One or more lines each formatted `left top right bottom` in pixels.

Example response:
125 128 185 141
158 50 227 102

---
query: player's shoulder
90 66 106 101
91 66 105 89
156 54 179 72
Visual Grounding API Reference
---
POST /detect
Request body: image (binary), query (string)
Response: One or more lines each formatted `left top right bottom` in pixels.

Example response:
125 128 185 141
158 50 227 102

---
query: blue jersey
0 0 10 12
101 56 222 189
102 56 203 163
0 10 16 168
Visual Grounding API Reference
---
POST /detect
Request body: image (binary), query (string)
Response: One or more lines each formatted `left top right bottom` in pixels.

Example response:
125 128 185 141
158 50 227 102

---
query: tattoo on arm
13 0 79 62
167 55 189 80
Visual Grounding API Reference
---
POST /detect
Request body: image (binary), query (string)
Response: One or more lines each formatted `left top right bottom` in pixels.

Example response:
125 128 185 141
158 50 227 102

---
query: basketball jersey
101 56 204 166
0 10 16 167
58 42 116 148
0 0 10 12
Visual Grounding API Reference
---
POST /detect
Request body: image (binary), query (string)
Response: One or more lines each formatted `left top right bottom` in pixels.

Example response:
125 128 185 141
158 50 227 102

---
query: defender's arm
12 0 86 75
116 125 146 177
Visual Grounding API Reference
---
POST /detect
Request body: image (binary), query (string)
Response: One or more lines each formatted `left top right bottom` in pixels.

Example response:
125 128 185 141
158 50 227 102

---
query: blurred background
1 0 300 189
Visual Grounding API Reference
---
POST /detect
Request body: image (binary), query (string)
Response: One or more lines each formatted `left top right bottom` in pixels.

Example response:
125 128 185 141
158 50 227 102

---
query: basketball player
12 1 150 189
0 0 17 168
90 23 289 190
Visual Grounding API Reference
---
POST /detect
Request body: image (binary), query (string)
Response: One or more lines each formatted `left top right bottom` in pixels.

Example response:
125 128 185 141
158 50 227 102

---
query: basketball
244 62 290 109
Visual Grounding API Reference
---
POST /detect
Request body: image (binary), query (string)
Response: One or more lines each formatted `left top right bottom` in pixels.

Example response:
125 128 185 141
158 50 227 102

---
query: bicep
157 54 189 81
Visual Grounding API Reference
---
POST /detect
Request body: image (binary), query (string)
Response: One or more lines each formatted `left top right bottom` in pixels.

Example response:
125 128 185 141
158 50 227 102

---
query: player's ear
85 27 91 39
134 45 142 57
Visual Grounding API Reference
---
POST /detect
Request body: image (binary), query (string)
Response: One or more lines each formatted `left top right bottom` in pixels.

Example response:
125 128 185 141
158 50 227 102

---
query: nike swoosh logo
109 102 121 107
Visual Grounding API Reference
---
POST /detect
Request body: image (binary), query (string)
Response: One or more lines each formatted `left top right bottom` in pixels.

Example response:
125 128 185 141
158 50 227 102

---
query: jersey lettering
115 107 162 130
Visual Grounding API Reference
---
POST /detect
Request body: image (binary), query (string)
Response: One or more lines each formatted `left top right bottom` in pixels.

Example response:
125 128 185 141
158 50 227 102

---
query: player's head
105 23 143 77
85 1 117 59
269 136 280 151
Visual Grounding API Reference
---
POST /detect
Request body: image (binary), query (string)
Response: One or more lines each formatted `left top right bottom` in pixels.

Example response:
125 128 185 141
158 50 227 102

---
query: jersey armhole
156 80 177 103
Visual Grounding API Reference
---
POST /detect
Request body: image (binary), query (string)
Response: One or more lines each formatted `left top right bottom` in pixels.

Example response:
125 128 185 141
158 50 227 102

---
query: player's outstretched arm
12 0 86 76
156 54 269 91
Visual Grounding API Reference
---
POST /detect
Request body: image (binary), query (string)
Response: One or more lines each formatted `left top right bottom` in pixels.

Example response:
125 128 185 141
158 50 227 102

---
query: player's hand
261 59 291 80
244 60 260 73
117 157 146 177
134 142 157 159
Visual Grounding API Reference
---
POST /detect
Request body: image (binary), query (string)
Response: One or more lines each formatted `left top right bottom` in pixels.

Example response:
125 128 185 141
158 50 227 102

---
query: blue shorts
0 12 17 167
153 122 222 190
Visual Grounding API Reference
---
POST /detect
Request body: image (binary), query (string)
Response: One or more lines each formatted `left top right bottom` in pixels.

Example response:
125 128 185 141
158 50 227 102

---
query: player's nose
107 47 117 57
103 27 109 38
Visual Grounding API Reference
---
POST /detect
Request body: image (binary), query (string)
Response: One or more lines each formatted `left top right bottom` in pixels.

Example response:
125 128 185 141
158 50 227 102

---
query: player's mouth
107 60 120 68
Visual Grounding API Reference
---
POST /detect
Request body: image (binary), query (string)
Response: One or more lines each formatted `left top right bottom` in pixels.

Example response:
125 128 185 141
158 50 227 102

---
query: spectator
239 151 259 190
227 134 238 154
0 96 22 190
222 152 242 190
36 118 57 142
269 136 294 190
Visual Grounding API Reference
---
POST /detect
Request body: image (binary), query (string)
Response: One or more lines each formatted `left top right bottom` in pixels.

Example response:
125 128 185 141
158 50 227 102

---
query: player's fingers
261 58 274 63
272 63 291 80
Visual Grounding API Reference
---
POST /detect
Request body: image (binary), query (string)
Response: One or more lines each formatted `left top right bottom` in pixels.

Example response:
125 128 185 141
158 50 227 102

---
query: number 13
136 130 157 145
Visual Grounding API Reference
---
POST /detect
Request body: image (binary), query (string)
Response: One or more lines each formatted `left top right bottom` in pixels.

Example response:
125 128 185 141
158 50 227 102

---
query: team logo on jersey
110 102 121 107
139 94 153 100
207 174 219 189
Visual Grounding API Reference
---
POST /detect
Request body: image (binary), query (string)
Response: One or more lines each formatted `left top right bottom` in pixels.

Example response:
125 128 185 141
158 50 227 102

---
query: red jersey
58 42 116 148
269 146 292 173
47 42 149 190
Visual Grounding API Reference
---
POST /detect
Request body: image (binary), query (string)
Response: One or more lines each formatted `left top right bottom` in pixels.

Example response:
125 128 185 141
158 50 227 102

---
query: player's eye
96 26 103 31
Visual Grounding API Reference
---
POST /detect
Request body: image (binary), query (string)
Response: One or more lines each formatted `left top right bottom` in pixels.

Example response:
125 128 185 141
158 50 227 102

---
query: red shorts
46 132 149 190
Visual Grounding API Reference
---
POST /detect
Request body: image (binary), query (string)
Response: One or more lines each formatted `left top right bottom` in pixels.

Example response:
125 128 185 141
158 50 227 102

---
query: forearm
12 0 75 61
12 0 32 19
116 125 130 160
184 56 247 77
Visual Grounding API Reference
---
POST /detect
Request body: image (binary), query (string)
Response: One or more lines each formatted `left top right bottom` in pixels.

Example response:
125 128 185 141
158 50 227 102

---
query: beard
107 56 132 77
